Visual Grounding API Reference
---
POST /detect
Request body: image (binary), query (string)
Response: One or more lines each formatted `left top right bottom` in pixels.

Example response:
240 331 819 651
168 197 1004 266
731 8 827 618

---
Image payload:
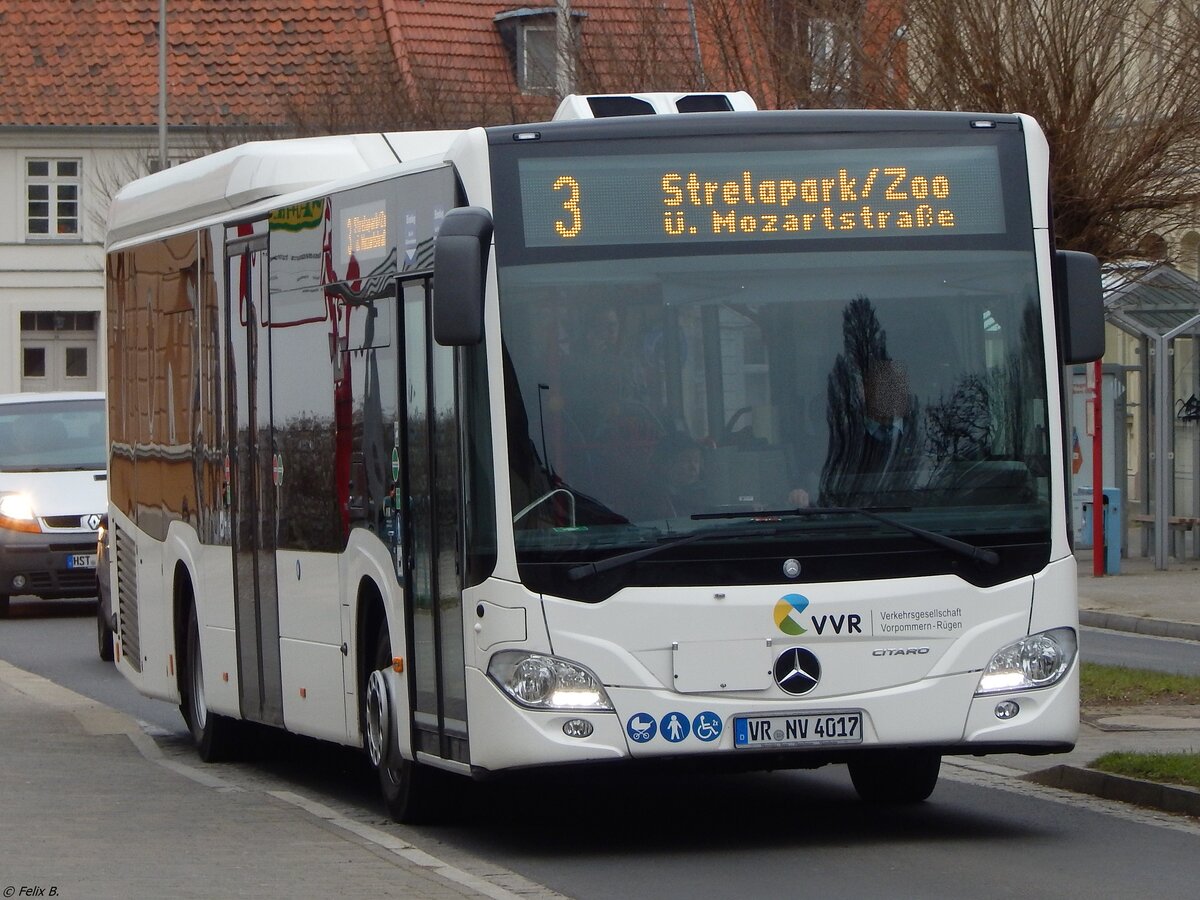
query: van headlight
488 651 613 711
0 492 41 533
975 627 1077 695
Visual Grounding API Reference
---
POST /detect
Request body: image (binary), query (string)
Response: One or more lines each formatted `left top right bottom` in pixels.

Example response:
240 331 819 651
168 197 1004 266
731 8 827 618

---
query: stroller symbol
627 714 657 743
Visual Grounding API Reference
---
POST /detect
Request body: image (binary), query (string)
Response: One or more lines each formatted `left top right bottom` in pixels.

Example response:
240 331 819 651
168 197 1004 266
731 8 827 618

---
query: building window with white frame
26 158 81 238
521 25 559 92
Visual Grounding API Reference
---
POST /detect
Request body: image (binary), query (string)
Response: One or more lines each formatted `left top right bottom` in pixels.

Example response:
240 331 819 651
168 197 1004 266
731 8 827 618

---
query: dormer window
495 7 585 94
521 24 557 91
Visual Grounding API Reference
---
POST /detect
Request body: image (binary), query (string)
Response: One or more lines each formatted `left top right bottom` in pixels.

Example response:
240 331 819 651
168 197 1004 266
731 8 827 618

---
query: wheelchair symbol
692 711 722 742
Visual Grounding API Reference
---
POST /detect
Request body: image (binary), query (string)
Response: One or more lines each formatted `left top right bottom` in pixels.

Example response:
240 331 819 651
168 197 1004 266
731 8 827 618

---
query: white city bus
104 92 1104 822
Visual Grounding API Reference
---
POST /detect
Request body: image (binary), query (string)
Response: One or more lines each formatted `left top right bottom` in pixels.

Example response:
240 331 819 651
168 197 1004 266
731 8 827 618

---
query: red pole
1092 360 1104 577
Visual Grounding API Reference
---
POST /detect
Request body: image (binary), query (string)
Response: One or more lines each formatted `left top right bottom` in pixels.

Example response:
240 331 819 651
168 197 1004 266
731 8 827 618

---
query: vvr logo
774 594 863 636
773 594 809 635
810 613 863 635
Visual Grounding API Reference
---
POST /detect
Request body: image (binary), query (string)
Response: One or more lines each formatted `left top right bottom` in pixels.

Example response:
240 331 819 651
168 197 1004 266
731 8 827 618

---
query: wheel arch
172 559 196 706
355 576 388 724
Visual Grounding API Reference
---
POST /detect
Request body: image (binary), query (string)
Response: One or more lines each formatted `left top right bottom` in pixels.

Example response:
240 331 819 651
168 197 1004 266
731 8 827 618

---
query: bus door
399 276 468 765
225 230 284 727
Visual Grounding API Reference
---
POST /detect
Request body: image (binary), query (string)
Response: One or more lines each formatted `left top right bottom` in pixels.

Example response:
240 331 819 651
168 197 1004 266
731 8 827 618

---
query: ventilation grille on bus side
114 522 142 673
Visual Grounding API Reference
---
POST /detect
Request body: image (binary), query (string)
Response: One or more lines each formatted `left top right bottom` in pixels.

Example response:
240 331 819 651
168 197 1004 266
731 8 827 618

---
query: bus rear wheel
848 749 941 804
182 604 242 762
97 599 114 662
367 625 435 824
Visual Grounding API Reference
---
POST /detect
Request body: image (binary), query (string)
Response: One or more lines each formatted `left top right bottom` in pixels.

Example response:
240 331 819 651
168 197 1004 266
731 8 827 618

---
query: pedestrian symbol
660 712 690 743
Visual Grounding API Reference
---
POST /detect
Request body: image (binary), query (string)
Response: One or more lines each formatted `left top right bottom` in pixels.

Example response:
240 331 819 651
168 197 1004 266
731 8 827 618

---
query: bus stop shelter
1102 263 1200 569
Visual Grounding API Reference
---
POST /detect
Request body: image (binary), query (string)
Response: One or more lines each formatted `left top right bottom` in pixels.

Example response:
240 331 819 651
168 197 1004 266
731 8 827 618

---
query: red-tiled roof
384 1 713 124
0 1 393 128
2 2 864 132
383 0 532 125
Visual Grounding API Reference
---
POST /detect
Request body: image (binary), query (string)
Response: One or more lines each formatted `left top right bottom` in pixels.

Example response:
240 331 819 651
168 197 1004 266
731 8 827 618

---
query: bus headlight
488 651 613 711
975 627 1077 695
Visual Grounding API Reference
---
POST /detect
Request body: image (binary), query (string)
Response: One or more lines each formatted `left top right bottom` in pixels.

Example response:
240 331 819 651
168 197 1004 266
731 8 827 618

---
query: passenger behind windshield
817 298 922 508
631 432 707 519
562 305 660 444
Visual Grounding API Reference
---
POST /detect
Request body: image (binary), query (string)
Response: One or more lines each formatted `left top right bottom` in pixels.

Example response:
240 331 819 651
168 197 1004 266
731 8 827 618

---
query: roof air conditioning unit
553 91 757 120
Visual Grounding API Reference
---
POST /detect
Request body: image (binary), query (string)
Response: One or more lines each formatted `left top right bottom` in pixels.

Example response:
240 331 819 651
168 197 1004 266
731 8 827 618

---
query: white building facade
0 127 153 394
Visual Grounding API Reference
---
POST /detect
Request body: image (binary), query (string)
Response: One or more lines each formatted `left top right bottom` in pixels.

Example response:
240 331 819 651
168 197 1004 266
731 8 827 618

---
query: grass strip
1091 752 1200 790
1080 662 1200 706
1082 663 1200 791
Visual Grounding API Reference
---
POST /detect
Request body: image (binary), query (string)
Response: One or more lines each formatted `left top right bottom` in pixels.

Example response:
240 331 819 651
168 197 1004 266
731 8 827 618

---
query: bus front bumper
463 665 1078 773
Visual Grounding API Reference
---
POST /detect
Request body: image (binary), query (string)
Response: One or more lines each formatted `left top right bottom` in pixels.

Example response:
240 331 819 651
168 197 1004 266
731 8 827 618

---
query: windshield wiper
566 506 1000 581
566 523 785 581
695 506 1000 567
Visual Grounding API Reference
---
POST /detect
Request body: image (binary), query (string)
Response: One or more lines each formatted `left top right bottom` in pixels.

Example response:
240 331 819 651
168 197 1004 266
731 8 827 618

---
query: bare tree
575 3 705 94
904 1 1200 261
695 0 1200 263
281 40 529 133
694 0 905 109
106 2 1200 266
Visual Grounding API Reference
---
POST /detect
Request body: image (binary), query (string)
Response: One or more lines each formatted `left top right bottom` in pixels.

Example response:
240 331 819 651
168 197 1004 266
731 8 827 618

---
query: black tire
182 604 242 762
0 594 9 619
367 625 436 824
848 750 941 804
97 598 114 662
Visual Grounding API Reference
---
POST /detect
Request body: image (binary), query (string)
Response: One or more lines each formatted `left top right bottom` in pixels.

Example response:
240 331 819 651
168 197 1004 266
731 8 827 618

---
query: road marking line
268 790 530 900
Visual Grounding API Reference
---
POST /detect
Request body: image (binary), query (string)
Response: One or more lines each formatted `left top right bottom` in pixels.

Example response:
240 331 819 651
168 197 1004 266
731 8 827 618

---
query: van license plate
733 711 863 749
67 554 97 569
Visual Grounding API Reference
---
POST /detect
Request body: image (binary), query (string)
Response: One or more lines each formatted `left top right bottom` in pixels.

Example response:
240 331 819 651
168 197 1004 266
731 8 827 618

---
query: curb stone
1079 610 1200 643
1023 765 1200 818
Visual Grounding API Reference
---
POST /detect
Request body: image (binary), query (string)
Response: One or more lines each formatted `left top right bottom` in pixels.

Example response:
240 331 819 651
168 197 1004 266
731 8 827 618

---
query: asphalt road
5 601 1200 899
1079 625 1200 676
0 597 187 734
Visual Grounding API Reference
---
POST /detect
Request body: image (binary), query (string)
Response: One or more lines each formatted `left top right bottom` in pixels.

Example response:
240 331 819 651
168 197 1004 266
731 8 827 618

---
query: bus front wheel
367 625 436 824
848 750 941 804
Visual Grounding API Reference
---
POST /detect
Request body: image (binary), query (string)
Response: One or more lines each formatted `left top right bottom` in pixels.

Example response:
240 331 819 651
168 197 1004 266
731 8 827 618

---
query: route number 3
553 175 582 238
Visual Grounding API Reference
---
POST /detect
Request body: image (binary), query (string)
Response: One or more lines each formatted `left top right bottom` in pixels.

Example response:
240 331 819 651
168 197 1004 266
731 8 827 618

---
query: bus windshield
493 129 1050 596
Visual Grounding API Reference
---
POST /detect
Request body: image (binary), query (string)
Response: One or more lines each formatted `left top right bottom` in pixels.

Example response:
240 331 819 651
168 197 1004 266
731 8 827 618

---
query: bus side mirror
1056 249 1105 364
433 207 493 346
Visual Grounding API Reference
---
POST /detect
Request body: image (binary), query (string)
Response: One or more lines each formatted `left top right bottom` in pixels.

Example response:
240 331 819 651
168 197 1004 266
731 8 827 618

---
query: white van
0 392 106 616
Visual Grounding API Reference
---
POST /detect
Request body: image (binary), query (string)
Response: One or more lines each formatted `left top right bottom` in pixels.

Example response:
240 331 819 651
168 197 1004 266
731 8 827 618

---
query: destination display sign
518 145 1006 248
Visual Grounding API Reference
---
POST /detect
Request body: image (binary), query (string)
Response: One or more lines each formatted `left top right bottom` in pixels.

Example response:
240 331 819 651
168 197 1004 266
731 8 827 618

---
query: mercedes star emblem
773 646 821 695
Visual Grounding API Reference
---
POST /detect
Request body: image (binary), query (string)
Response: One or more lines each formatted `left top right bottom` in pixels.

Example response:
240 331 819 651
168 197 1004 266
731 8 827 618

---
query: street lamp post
158 0 168 171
